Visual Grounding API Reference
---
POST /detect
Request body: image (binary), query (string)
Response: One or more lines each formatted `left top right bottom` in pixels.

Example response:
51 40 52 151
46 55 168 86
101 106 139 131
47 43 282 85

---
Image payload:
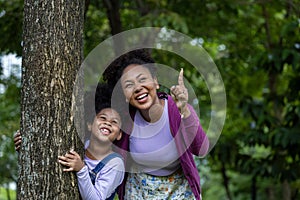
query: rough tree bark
18 0 84 199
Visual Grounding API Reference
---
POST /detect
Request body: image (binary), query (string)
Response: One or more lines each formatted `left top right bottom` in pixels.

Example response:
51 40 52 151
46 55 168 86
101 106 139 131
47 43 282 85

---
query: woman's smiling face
121 64 160 111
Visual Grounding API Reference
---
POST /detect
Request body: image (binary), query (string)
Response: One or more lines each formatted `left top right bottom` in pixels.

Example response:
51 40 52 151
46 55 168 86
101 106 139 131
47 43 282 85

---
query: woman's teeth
137 94 147 100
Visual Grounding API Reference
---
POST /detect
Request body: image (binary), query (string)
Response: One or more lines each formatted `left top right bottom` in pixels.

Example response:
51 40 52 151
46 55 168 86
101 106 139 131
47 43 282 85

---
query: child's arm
58 150 85 172
77 157 125 200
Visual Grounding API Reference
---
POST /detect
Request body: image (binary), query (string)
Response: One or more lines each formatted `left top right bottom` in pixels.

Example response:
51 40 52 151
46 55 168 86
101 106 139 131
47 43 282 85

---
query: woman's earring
125 98 129 103
87 123 92 131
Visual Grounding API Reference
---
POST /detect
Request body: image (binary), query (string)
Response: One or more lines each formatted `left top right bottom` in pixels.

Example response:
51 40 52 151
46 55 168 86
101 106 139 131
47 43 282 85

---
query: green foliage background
0 0 299 199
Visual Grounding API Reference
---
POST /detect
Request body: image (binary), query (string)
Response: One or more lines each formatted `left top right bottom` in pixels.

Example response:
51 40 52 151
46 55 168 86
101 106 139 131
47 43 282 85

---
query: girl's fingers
58 156 69 163
15 139 21 146
15 145 20 151
66 150 79 157
59 151 78 162
58 159 69 167
64 153 75 159
14 136 21 143
70 150 79 157
63 168 73 172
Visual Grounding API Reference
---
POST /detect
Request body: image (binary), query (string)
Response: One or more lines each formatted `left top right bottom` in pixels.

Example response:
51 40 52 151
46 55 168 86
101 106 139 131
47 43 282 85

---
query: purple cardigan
114 93 209 200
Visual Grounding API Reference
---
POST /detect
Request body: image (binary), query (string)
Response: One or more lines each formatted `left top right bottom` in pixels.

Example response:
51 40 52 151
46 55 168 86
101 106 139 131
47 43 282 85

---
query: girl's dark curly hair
84 83 123 143
102 49 156 87
84 83 113 125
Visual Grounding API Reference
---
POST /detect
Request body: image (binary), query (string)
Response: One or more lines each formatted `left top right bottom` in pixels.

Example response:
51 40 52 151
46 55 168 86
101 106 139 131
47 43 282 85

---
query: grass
0 187 16 200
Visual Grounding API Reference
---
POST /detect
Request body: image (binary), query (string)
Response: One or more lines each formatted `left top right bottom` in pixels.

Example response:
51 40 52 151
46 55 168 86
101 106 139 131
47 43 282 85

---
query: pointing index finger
178 68 185 86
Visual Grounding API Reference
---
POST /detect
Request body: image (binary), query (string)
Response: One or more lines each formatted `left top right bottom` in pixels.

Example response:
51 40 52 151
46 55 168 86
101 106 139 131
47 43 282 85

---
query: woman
103 49 209 200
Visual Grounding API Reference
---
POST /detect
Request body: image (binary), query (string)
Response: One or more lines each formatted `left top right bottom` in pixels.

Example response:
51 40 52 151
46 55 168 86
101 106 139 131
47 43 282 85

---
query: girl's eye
99 116 106 120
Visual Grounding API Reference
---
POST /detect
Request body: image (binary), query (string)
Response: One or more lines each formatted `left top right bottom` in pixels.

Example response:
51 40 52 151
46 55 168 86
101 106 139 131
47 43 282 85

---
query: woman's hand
58 150 85 172
170 68 191 118
13 130 22 151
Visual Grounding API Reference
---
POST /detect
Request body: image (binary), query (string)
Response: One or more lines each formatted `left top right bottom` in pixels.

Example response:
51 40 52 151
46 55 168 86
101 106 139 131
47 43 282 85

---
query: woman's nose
134 82 143 93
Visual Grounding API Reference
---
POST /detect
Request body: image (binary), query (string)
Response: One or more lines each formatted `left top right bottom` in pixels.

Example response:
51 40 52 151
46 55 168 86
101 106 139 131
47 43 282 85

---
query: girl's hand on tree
58 150 85 172
170 68 191 118
13 130 22 151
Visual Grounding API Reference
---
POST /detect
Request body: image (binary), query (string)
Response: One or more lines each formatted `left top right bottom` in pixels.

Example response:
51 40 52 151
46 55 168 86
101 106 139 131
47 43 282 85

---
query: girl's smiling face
121 64 160 112
89 108 122 143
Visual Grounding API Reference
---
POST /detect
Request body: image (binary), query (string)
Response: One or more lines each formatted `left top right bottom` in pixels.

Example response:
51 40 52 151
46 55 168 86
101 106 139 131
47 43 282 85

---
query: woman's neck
86 140 112 160
140 98 165 123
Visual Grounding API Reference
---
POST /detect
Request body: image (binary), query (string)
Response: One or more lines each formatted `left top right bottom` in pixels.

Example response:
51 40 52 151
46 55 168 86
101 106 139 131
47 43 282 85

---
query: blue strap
89 152 122 200
89 152 122 185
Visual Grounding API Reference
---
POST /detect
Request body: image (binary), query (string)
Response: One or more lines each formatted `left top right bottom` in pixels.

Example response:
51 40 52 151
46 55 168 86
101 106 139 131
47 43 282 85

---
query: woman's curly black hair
102 49 156 87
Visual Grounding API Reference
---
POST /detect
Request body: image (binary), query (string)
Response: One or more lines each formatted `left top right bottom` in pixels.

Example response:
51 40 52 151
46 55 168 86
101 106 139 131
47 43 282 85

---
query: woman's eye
125 83 133 88
139 77 147 82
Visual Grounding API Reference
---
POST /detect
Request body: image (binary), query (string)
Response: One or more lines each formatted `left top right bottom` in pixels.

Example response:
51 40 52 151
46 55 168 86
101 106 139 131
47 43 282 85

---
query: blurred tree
1 0 300 199
0 63 20 200
205 1 300 200
0 0 23 56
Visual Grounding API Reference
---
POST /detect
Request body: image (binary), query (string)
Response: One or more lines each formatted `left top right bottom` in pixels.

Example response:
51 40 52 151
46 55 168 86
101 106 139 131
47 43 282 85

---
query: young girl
14 84 125 199
57 84 125 200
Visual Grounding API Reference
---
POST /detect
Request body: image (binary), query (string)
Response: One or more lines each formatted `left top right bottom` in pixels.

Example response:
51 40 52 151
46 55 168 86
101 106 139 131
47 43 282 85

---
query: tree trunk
102 0 122 36
282 180 291 200
103 0 124 54
221 161 232 200
18 0 84 199
251 175 256 200
266 186 275 200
